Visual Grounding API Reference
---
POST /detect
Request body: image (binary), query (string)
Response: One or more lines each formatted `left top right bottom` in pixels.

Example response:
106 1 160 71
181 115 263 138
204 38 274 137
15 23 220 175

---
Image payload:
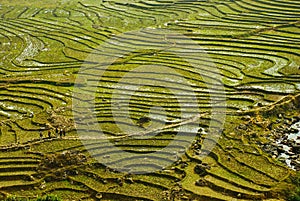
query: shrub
4 195 61 201
37 195 61 201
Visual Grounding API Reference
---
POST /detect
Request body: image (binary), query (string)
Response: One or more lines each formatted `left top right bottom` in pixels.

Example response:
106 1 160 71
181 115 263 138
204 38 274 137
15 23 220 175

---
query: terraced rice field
0 0 300 200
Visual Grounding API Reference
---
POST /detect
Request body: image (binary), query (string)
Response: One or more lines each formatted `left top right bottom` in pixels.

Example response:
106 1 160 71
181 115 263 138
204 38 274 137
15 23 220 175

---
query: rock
267 123 273 130
178 149 185 154
194 165 207 176
193 143 202 150
277 147 285 154
181 195 189 200
176 182 183 188
25 175 35 181
241 115 251 121
290 155 298 160
275 119 281 124
126 177 134 184
194 149 201 155
290 128 298 133
96 193 102 199
270 142 277 147
67 170 79 176
287 151 295 155
198 127 204 133
195 179 207 186
291 160 297 166
194 164 210 176
238 124 247 130
202 162 210 168
180 162 188 169
40 183 46 190
257 102 263 107
117 178 123 186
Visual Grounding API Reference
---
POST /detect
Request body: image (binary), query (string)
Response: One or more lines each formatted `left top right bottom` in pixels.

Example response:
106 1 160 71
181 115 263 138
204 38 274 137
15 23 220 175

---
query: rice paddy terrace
0 0 300 200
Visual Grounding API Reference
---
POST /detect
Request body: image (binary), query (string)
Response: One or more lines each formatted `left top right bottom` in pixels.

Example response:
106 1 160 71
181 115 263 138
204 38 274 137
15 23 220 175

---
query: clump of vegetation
4 195 61 201
46 108 74 132
38 151 87 171
287 173 300 201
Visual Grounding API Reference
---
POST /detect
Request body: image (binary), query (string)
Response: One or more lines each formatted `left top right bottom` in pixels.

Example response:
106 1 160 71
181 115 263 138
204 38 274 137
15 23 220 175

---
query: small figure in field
48 130 51 138
55 127 59 138
63 129 66 137
39 131 43 140
59 128 63 138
